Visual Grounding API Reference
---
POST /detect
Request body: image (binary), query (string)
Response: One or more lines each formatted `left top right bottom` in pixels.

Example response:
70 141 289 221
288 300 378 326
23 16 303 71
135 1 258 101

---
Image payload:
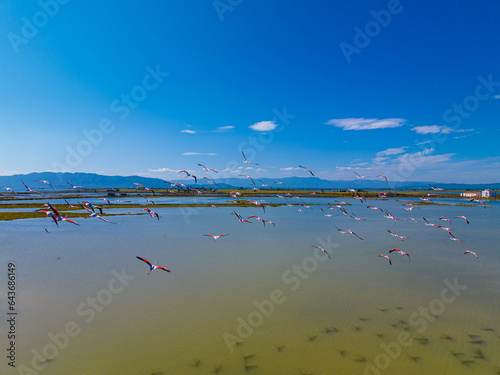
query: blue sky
1 0 499 183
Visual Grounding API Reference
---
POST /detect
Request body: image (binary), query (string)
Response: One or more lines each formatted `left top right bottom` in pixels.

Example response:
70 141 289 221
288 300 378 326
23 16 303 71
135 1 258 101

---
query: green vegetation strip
0 198 485 221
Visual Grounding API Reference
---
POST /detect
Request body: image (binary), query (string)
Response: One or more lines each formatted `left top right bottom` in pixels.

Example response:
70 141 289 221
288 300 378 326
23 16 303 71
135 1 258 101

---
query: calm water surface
1 198 499 374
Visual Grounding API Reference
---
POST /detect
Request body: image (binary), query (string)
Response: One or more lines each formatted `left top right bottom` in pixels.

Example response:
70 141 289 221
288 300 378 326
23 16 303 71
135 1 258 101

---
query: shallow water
1 198 499 374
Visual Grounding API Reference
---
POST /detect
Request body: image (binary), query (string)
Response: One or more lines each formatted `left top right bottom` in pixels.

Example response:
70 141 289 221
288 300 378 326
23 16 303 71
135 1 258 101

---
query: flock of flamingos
2 151 486 274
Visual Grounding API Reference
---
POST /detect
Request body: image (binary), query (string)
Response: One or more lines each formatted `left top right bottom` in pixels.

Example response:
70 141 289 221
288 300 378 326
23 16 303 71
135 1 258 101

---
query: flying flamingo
383 210 401 221
136 184 156 194
1 187 17 194
299 165 314 176
464 250 478 259
66 181 82 189
352 214 366 221
249 215 265 225
231 211 251 223
240 174 255 186
423 217 438 228
403 204 416 211
338 206 352 218
439 216 451 224
321 208 335 217
353 171 368 179
203 234 229 242
438 225 454 235
99 197 111 205
21 180 41 194
81 205 116 223
389 248 410 261
142 208 160 220
274 180 286 186
429 183 445 191
470 198 486 208
36 209 59 226
64 200 75 208
262 218 275 227
378 254 392 265
407 217 418 224
241 151 259 165
353 194 365 203
198 164 218 173
247 199 265 212
449 233 462 243
203 177 218 187
259 180 272 188
336 226 363 240
377 175 388 183
45 203 80 226
455 216 470 224
140 195 155 204
81 201 103 214
387 230 408 241
312 246 331 259
38 180 54 190
136 256 171 275
367 205 383 211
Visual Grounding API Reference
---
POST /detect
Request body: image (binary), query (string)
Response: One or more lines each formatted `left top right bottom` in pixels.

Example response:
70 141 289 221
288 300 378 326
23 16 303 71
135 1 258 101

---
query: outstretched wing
156 266 171 272
136 256 152 267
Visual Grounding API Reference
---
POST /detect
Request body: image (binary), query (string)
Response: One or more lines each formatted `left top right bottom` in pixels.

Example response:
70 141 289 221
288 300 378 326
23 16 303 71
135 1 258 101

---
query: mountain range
0 172 498 191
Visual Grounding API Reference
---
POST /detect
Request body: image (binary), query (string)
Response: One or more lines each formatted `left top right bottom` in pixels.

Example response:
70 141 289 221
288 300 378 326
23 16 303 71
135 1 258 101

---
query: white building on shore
482 189 497 198
461 191 481 198
461 189 497 198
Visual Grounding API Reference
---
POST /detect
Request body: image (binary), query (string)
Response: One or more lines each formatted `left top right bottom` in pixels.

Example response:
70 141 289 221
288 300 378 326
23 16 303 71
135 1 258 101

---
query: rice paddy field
1 193 499 375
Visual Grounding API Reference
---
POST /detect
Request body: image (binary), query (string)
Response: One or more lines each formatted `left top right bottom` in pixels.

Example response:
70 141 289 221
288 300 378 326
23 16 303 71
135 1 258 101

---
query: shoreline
0 190 490 221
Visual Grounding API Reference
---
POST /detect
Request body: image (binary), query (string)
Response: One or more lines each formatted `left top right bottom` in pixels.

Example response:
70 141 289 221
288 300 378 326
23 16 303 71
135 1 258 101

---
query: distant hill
0 172 499 191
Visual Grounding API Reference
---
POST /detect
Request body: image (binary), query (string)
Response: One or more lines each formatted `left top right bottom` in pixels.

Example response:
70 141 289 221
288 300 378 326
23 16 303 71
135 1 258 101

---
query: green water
1 199 499 374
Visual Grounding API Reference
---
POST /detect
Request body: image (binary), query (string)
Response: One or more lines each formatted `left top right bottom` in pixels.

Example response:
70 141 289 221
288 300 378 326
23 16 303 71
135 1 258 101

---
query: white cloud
249 121 278 132
416 139 433 146
335 166 354 171
147 168 178 173
182 152 217 156
0 170 20 175
494 94 500 99
411 125 454 134
325 118 405 131
280 167 301 171
376 147 407 157
412 126 474 135
395 148 456 165
214 126 235 132
180 130 196 134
